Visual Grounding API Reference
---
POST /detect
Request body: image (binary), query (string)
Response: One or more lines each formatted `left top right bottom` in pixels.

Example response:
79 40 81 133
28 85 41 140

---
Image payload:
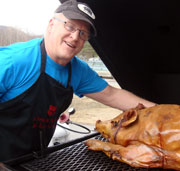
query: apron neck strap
67 62 72 88
40 39 46 73
40 39 72 87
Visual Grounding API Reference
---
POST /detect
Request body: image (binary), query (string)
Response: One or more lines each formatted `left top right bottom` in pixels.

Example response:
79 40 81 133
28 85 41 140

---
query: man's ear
47 18 54 33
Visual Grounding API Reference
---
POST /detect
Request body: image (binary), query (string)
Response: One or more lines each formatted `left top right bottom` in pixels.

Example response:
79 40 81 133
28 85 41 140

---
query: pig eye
111 121 119 127
114 121 119 126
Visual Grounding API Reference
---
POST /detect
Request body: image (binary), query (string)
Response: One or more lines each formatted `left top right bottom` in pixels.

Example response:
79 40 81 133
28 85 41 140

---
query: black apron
0 40 73 162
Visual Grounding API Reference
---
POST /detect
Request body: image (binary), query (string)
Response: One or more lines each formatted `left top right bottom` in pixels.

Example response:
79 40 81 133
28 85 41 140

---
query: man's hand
59 112 70 123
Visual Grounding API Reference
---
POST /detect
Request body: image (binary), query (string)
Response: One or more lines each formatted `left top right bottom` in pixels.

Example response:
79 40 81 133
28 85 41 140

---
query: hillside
0 25 41 46
0 25 97 59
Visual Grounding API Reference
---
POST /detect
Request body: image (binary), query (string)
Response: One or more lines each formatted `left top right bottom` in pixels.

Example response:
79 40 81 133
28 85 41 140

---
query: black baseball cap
55 0 97 36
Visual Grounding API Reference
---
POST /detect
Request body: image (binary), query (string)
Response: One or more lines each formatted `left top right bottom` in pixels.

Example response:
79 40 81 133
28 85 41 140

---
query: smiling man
0 0 155 162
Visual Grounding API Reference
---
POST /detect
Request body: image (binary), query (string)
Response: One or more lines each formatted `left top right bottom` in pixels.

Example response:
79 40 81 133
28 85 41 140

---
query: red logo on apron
48 105 57 116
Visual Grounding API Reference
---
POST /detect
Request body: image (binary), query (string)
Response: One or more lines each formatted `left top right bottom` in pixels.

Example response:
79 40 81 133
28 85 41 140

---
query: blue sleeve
0 38 42 102
72 58 108 97
0 49 15 99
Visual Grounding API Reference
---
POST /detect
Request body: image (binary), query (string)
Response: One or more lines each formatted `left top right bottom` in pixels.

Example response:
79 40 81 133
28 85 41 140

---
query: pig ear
121 110 138 127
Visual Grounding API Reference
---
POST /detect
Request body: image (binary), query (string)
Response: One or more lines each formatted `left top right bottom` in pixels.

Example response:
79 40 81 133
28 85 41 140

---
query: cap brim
63 11 97 37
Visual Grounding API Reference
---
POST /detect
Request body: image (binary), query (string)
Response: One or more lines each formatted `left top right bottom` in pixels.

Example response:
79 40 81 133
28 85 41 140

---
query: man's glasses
54 17 90 41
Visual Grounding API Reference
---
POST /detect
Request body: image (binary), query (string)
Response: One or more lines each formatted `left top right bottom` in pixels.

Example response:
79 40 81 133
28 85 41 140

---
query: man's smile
64 41 76 48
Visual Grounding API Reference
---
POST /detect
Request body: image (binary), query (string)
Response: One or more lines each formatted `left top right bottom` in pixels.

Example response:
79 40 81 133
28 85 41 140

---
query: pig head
96 103 146 146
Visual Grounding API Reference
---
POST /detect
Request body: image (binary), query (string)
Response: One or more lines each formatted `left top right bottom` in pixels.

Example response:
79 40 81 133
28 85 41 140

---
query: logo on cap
78 4 95 20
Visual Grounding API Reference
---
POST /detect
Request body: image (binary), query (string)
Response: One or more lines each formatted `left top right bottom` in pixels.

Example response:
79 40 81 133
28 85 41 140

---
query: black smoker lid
61 0 180 104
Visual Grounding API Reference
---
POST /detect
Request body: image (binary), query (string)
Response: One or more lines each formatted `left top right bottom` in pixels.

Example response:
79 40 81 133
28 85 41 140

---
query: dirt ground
68 78 122 126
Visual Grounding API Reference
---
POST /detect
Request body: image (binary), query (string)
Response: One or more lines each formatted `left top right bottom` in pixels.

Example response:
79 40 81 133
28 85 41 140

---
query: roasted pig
85 104 180 170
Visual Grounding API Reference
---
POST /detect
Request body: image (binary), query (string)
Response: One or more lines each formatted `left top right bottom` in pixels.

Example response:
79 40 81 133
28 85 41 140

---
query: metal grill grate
20 135 173 171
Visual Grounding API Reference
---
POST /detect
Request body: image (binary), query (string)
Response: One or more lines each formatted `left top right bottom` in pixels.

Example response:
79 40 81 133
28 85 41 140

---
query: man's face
46 13 90 65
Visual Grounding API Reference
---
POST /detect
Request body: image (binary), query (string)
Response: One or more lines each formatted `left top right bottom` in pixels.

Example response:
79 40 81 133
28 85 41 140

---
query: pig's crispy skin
85 139 164 168
85 104 180 170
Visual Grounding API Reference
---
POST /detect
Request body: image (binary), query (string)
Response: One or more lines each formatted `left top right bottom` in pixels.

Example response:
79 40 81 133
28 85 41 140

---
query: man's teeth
66 42 75 48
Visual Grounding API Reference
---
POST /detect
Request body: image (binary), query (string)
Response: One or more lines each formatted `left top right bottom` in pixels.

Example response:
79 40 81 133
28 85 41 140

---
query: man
0 0 155 162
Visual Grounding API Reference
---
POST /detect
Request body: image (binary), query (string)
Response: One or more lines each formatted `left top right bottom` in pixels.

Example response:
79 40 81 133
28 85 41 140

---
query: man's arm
84 85 156 111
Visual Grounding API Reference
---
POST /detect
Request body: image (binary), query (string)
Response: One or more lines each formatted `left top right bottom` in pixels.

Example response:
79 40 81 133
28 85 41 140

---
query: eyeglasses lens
64 22 90 41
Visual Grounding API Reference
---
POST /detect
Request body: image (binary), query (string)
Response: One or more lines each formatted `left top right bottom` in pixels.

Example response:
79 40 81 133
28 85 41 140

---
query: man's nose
71 30 80 40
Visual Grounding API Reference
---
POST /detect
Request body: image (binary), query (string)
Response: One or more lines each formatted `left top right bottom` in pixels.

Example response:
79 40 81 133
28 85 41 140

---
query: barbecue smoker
2 0 180 170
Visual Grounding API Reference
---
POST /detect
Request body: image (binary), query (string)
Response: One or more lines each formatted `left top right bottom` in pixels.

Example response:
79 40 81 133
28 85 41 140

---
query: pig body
85 104 180 170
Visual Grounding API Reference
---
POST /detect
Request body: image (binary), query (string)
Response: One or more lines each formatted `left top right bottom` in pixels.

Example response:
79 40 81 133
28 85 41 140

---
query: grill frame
7 135 174 171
